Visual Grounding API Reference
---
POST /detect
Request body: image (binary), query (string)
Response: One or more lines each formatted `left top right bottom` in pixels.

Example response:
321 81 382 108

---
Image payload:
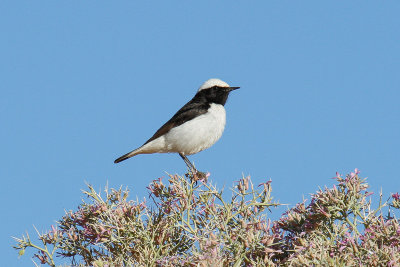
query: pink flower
392 193 400 200
333 172 342 179
350 168 360 178
365 191 374 197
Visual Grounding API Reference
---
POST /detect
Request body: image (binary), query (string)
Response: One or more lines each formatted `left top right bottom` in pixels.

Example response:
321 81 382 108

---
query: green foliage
14 170 400 266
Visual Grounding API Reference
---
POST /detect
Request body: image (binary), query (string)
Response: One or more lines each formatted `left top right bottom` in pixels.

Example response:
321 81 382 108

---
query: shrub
14 169 400 266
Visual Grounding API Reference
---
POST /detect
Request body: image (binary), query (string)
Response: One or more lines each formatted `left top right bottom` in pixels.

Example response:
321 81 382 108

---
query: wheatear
114 78 239 176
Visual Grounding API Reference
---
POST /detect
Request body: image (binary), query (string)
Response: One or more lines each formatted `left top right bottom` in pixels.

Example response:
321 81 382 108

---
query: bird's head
197 78 240 106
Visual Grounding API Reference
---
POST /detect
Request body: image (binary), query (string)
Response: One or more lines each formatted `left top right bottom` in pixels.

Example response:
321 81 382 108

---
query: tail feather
114 150 139 164
114 137 164 163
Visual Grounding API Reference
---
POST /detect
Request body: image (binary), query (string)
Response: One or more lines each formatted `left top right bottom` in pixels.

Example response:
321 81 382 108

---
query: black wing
143 97 210 145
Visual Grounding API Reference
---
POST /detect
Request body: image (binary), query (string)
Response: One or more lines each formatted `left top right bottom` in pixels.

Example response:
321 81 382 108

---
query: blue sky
2 1 399 265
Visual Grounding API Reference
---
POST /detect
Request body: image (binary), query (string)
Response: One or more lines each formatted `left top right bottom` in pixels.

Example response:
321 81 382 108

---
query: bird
114 78 239 176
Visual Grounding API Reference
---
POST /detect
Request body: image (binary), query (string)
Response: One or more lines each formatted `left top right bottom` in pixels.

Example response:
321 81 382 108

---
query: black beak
227 86 240 92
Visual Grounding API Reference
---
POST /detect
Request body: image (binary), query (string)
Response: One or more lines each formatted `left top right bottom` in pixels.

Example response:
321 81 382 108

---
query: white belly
164 103 226 155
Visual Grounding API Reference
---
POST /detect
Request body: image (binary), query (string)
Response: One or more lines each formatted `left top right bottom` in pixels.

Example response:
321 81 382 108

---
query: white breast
164 103 226 155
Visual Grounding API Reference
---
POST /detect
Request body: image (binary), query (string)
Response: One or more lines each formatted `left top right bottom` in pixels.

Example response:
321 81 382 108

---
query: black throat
193 86 231 106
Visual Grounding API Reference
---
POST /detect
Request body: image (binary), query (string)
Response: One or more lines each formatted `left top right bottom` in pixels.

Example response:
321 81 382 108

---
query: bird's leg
179 153 208 182
179 153 196 172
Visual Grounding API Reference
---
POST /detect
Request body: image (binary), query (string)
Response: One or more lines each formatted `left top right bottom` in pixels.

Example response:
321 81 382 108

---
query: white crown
198 78 229 92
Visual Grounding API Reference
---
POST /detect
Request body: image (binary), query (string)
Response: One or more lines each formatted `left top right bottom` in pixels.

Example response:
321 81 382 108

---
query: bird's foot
185 169 209 183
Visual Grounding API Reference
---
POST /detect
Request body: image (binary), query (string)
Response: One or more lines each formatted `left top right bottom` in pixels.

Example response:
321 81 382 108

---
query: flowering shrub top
14 170 400 266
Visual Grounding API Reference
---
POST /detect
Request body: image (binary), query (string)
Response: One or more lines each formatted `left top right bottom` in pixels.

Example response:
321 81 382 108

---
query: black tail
114 151 136 163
